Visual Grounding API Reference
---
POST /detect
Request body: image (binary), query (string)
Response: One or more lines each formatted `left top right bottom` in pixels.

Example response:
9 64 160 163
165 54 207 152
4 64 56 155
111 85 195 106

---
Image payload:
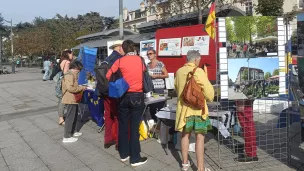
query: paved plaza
0 68 301 171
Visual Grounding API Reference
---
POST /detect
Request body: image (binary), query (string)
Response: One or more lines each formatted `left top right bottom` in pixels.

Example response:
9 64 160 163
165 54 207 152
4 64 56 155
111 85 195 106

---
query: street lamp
3 19 14 73
247 57 250 82
119 0 124 40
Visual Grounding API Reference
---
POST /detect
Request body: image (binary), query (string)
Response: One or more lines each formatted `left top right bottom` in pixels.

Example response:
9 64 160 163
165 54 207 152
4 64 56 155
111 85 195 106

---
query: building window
150 6 156 15
245 0 253 15
135 10 141 19
300 0 304 8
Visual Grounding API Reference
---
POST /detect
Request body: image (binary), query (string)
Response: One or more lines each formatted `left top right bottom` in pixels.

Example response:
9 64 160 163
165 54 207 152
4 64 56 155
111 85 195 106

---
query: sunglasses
147 53 154 55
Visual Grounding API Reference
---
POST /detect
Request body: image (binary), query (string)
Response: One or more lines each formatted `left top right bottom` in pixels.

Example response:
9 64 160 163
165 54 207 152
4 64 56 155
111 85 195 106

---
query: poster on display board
158 38 182 56
218 16 285 100
140 39 156 64
107 40 117 56
182 36 210 55
225 16 278 59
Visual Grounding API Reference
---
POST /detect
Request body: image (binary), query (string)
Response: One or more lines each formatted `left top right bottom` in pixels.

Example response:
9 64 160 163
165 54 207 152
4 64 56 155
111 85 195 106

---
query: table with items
154 104 234 154
156 105 233 138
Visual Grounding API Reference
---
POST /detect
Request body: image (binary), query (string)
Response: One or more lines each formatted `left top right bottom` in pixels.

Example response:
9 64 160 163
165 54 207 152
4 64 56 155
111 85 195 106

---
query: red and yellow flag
205 1 216 40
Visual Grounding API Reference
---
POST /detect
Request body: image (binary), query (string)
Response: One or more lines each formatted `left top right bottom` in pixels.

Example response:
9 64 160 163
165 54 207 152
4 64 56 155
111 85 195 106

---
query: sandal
197 168 211 171
181 161 192 171
59 121 65 126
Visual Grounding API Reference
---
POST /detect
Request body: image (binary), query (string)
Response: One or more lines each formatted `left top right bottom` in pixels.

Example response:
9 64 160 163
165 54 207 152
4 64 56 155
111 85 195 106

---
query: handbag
182 67 205 110
140 57 154 93
108 59 129 98
74 91 83 103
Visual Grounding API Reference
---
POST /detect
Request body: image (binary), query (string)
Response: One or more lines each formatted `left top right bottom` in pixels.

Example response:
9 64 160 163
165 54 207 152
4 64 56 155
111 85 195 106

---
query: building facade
235 67 264 85
123 1 249 32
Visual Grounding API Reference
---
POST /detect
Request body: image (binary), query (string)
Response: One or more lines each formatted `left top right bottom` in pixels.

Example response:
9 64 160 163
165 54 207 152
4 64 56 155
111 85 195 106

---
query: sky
228 57 279 82
0 0 143 24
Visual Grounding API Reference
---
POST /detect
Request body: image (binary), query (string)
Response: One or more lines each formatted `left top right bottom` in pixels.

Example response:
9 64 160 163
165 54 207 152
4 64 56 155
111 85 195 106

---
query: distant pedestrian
43 57 51 81
61 60 86 143
16 60 20 68
243 44 248 58
236 44 241 58
50 59 60 81
232 43 237 54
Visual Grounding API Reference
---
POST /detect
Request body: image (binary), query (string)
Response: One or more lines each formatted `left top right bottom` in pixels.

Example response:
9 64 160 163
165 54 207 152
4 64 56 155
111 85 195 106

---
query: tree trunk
198 0 202 24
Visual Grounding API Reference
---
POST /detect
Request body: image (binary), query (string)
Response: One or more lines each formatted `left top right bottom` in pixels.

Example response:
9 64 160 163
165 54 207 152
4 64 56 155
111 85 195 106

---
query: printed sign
158 38 182 56
182 36 210 55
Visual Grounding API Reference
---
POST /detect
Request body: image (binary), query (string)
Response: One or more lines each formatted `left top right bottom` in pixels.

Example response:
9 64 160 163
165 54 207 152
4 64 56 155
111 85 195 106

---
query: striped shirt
148 61 165 89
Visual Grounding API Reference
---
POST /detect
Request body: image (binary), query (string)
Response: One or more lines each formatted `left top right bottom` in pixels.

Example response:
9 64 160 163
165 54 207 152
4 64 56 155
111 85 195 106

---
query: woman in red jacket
106 40 148 167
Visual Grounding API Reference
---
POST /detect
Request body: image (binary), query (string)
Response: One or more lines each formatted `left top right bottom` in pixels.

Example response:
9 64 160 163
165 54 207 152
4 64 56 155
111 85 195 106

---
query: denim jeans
118 92 144 163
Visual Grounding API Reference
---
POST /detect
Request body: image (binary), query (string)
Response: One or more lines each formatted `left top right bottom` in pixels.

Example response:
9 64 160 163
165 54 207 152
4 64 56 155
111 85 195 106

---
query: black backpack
95 61 110 97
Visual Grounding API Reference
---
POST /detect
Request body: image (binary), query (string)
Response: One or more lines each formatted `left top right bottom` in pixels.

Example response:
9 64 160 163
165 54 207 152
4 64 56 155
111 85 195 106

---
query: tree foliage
255 0 284 16
255 16 277 37
3 12 118 58
146 0 241 23
272 69 280 76
225 17 235 42
242 68 249 80
0 13 5 33
264 72 272 80
232 16 256 43
226 16 277 43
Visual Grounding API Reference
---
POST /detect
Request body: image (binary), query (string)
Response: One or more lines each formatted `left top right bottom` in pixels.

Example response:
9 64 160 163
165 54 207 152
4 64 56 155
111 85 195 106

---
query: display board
78 46 98 85
182 36 210 55
158 38 182 56
218 16 286 100
140 39 156 64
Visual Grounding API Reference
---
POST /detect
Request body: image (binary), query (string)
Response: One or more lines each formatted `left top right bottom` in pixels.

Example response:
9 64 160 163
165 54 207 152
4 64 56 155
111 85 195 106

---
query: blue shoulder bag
108 59 129 98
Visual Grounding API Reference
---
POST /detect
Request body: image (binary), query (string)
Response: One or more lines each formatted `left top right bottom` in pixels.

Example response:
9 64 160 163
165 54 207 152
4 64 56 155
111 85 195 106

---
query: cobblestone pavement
0 68 299 171
0 68 57 120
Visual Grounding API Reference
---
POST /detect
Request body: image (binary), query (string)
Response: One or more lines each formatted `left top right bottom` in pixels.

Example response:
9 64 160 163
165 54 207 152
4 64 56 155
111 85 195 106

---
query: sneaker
121 156 130 162
73 132 83 137
235 155 259 163
181 161 192 171
62 137 78 143
131 157 148 167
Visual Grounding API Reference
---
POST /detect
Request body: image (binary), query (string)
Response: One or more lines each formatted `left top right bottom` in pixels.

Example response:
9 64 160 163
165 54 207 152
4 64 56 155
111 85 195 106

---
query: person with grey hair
174 50 214 171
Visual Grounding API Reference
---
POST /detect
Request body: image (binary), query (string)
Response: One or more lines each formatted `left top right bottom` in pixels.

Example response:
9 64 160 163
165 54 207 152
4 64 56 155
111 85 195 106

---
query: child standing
61 60 86 143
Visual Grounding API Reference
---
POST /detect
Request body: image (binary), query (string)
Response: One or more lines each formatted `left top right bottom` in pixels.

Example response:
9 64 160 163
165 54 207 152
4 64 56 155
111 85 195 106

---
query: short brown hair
122 40 136 54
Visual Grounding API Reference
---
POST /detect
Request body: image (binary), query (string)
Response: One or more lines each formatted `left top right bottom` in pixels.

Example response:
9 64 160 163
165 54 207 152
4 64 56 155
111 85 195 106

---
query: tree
255 0 284 16
147 0 240 23
231 16 256 43
255 16 277 38
264 72 272 80
272 69 280 76
226 17 236 42
0 13 5 33
7 12 118 57
242 68 249 80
